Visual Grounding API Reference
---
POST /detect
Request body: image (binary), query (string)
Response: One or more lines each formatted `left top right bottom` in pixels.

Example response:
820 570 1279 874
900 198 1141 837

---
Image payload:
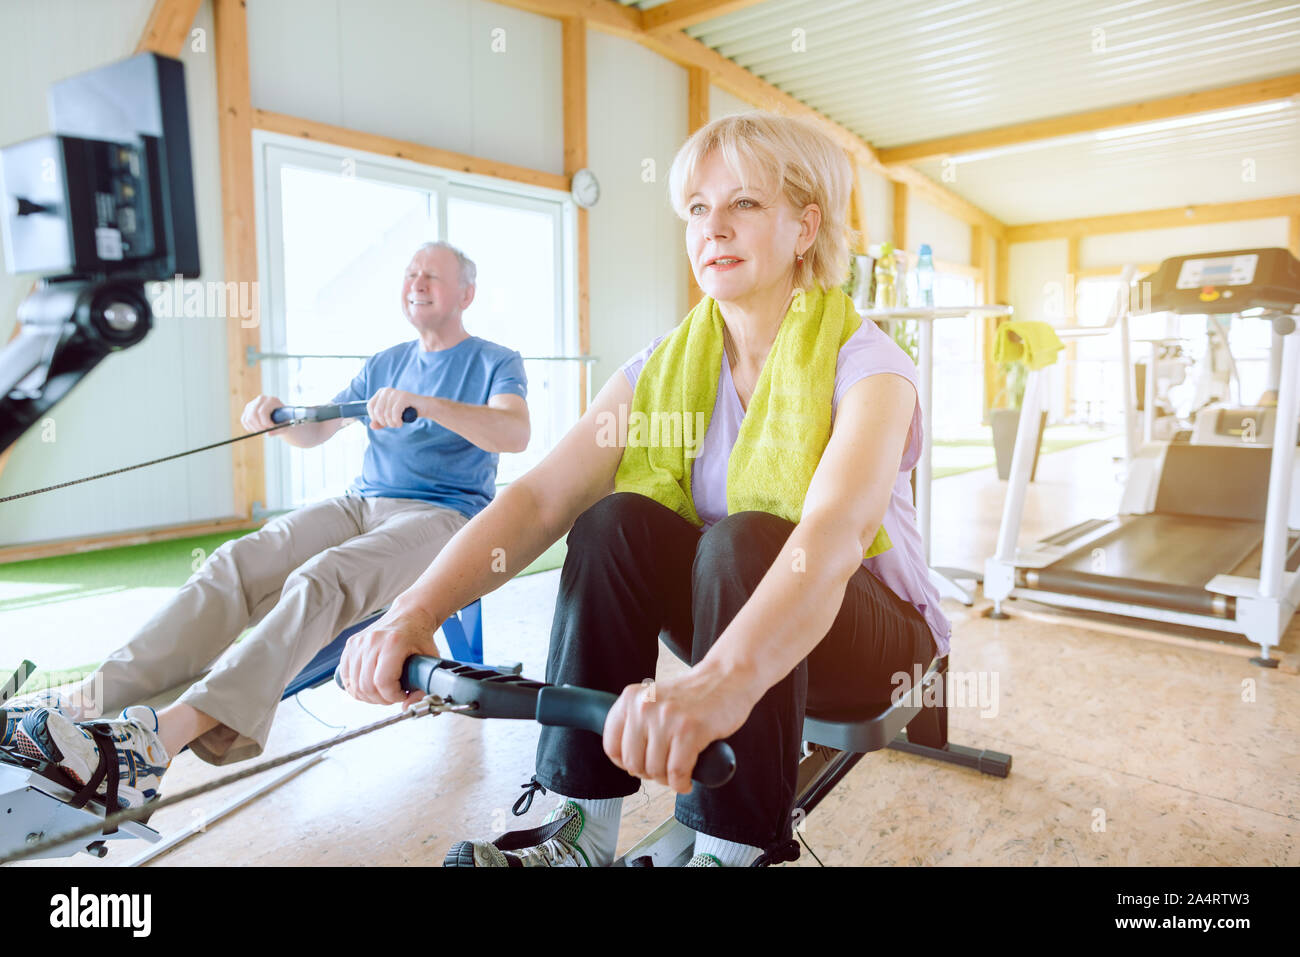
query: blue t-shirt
331 336 528 519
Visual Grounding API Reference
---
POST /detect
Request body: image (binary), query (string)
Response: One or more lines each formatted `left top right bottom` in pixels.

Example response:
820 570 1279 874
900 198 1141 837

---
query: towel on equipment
993 320 1066 370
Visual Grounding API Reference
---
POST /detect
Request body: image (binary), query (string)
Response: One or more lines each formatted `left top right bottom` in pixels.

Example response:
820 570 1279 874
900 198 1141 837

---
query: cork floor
15 437 1299 867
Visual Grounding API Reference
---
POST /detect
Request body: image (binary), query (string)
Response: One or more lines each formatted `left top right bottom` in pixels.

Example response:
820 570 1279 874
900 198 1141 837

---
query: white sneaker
443 800 590 867
12 705 171 809
1 689 71 748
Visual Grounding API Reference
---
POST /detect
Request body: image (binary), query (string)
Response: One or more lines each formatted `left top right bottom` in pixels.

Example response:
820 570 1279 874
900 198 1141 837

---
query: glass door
256 136 576 510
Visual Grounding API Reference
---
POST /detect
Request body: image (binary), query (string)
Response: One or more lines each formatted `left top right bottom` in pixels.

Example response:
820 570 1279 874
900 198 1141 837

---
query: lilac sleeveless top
619 319 950 656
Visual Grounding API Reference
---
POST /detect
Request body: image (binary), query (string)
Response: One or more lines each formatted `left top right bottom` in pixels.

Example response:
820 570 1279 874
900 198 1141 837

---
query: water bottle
873 242 897 309
915 243 935 307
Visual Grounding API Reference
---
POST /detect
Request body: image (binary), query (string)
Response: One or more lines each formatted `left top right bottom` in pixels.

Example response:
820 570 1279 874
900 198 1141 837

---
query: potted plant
887 318 919 365
990 360 1047 481
843 254 875 311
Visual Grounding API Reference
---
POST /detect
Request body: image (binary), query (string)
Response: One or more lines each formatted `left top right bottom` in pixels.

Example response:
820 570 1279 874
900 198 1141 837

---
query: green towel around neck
613 283 892 560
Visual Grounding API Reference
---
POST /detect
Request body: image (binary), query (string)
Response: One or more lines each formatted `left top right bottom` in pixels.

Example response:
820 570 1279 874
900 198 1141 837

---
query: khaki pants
92 494 468 765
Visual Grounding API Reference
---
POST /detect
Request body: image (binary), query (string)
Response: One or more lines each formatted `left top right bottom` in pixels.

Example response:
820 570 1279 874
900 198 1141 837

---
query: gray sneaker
444 800 590 867
686 853 722 866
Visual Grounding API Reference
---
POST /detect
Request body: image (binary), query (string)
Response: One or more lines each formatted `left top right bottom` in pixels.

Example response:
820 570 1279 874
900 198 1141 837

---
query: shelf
860 305 1014 320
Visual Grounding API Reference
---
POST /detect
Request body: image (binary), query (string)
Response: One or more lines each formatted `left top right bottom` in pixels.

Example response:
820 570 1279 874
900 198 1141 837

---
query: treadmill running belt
1049 514 1263 588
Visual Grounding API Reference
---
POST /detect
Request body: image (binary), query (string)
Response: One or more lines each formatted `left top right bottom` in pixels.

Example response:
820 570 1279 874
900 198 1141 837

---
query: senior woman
340 111 949 867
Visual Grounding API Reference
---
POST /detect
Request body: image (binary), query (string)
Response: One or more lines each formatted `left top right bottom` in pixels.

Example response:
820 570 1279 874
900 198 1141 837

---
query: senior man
4 241 529 809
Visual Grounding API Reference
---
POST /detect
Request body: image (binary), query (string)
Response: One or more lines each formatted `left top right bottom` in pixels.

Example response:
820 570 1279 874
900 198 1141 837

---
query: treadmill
984 247 1300 666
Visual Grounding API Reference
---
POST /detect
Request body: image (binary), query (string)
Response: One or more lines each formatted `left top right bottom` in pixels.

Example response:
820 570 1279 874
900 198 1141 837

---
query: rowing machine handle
378 657 736 788
270 402 417 424
334 655 541 717
535 685 737 789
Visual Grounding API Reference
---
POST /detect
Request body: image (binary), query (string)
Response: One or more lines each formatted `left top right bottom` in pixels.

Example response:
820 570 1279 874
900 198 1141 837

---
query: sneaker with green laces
685 853 722 866
444 799 591 867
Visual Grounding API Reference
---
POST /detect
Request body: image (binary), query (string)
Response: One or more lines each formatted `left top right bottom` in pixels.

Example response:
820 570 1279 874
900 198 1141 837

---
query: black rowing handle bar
335 655 737 789
270 400 417 425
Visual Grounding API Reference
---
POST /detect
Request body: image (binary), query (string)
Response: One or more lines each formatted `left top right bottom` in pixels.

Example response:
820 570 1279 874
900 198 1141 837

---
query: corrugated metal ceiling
620 0 1300 223
912 99 1300 222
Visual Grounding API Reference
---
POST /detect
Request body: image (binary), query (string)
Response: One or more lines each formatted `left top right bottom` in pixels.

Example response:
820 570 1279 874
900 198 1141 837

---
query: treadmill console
1143 247 1300 316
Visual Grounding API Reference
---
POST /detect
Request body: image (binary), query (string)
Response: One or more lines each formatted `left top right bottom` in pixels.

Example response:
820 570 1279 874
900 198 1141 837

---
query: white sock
693 831 762 868
560 796 622 867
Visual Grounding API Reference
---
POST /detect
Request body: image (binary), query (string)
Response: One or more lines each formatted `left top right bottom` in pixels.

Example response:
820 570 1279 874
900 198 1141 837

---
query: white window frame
251 129 578 512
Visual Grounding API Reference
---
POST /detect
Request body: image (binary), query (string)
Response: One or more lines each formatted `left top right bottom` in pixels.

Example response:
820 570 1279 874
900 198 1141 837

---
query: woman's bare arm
342 370 635 703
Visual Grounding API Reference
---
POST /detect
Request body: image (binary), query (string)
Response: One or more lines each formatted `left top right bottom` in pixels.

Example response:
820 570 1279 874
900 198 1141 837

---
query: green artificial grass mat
0 530 258 614
0 522 569 692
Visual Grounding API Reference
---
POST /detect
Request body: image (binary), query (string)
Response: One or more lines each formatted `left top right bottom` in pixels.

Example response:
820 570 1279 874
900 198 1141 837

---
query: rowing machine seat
802 655 946 754
801 655 1011 779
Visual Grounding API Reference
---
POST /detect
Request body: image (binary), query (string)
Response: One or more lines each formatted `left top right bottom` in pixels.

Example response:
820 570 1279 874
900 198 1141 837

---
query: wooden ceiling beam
482 0 642 38
136 0 203 56
1007 195 1300 243
877 73 1300 166
486 0 1007 237
642 0 766 34
254 110 571 192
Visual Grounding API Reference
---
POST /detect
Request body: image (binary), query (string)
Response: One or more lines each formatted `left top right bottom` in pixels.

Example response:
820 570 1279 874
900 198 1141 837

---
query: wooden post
562 17 590 413
891 181 907 253
686 66 709 309
0 313 30 484
1064 236 1080 421
849 164 870 254
214 0 262 519
983 237 1010 419
971 224 985 304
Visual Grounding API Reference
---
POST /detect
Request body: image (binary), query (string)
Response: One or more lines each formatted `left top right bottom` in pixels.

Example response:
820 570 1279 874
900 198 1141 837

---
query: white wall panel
0 0 231 547
856 164 892 248
908 193 971 264
248 0 564 176
246 0 344 127
1009 239 1069 325
708 84 750 121
586 29 687 392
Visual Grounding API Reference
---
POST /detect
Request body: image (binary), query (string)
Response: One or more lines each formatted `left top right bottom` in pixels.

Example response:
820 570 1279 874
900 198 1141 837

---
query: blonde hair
667 111 854 292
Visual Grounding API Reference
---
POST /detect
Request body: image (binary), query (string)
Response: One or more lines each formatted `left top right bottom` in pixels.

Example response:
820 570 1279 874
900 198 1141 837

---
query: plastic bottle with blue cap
915 243 935 307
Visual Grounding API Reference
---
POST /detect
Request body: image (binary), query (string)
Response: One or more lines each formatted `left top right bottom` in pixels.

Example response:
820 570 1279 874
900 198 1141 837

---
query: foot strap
490 811 578 853
751 838 801 867
66 724 121 834
511 775 548 816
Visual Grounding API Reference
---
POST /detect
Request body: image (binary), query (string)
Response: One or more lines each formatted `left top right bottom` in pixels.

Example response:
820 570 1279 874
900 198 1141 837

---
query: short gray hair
414 241 477 288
